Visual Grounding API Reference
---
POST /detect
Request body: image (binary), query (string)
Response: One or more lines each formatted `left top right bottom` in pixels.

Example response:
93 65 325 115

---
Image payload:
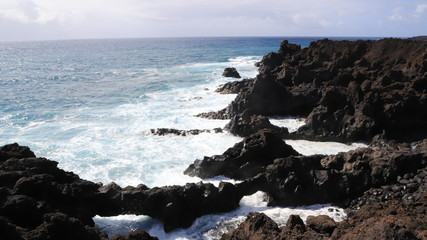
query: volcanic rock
235 139 427 206
0 143 243 237
216 79 251 94
223 67 241 78
184 130 300 180
224 109 288 137
201 38 427 142
221 212 280 240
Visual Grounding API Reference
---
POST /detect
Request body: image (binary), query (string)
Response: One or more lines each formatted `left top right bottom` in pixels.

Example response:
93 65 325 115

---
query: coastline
1 37 427 239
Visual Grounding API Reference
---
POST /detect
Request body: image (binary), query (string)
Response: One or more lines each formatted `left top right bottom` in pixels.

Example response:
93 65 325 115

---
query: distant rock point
222 67 241 78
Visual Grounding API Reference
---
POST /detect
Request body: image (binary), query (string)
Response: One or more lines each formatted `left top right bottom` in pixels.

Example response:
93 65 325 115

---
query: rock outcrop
0 143 242 239
221 191 427 240
99 181 241 232
222 67 241 78
201 39 427 142
216 79 251 94
187 131 427 207
184 130 299 180
0 143 115 240
224 109 289 137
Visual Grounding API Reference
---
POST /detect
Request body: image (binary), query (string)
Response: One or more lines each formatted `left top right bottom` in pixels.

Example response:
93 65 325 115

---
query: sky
0 0 426 41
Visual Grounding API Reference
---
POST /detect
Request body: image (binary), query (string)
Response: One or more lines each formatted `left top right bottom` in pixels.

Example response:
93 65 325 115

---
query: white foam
268 116 306 133
4 56 263 188
94 191 346 240
285 139 367 156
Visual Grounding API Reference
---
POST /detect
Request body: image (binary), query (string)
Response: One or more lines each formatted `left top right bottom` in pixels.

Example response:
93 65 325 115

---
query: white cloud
0 0 425 40
416 4 427 14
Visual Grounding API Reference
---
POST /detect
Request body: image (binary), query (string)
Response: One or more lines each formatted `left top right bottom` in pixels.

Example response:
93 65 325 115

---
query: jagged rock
235 141 427 207
0 143 243 234
99 181 241 232
207 39 427 142
216 79 251 94
223 67 241 78
223 191 427 240
184 130 299 180
221 212 280 240
23 212 107 240
225 109 288 137
0 143 36 162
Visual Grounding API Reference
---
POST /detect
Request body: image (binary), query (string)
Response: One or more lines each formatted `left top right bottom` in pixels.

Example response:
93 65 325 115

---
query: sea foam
94 191 346 240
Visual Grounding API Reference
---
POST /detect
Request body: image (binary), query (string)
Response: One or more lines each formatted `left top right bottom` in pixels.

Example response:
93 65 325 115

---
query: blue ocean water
0 37 369 239
1 37 319 186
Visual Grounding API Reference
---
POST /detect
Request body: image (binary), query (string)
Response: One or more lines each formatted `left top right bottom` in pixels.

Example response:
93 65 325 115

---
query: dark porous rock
306 215 337 234
150 127 222 136
110 230 159 240
285 215 305 232
220 38 427 142
331 192 427 240
0 143 120 240
0 216 21 240
216 79 252 94
236 141 427 207
222 67 241 78
116 181 241 232
225 109 288 137
23 212 107 240
184 130 300 180
221 212 335 240
195 108 230 120
220 212 280 240
222 191 427 240
0 143 36 162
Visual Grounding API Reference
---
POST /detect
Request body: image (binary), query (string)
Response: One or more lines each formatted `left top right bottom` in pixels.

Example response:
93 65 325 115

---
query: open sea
0 37 369 239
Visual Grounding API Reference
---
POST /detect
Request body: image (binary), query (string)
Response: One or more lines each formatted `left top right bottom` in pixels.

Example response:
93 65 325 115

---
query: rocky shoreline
2 38 427 239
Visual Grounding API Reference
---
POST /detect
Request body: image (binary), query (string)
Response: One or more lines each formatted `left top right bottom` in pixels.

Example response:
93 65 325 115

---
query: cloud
0 0 425 40
416 4 427 13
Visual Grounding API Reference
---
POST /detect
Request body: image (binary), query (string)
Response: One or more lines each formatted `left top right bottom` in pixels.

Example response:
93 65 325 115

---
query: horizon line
0 35 415 43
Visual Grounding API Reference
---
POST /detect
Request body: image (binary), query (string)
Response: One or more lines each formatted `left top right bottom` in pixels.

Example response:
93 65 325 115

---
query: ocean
0 37 368 239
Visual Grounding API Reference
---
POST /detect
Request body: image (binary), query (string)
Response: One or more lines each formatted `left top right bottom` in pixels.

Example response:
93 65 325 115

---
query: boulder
306 215 337 234
221 212 280 240
222 67 241 78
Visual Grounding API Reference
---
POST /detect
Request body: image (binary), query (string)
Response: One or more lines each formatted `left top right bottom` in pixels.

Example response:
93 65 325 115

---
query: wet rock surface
184 130 299 180
221 190 427 240
99 181 241 232
150 127 223 136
